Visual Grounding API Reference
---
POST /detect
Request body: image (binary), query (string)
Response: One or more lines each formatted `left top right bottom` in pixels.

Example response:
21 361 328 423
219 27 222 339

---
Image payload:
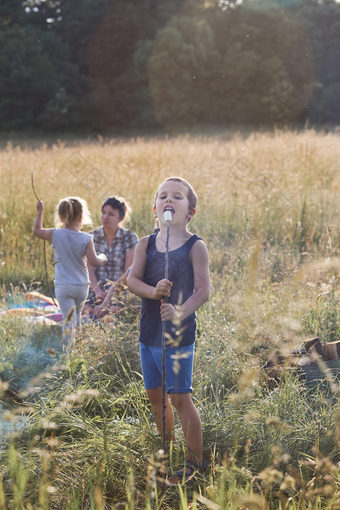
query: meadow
0 129 339 509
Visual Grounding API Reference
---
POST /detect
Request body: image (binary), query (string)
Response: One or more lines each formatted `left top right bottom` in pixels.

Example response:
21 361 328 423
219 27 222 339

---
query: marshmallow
163 210 172 222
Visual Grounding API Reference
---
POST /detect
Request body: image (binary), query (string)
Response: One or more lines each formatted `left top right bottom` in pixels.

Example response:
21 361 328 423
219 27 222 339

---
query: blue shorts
140 343 194 394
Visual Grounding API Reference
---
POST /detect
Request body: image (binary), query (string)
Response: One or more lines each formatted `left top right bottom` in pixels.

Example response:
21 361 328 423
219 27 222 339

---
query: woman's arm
127 237 172 300
33 200 53 241
160 240 210 322
85 239 107 267
97 245 136 309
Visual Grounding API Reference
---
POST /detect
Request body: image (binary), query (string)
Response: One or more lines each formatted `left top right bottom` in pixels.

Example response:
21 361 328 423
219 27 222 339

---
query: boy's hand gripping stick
161 210 172 454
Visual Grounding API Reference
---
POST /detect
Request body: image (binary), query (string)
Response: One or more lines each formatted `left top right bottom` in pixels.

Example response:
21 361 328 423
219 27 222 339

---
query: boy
127 176 210 481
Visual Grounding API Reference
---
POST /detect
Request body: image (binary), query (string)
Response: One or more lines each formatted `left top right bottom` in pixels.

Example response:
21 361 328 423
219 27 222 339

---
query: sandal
170 460 207 485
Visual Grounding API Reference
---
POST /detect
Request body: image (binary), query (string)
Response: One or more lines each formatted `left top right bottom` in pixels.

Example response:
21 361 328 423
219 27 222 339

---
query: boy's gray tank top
52 228 92 285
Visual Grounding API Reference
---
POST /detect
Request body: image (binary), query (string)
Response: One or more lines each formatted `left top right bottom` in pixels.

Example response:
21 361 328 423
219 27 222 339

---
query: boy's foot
167 460 207 485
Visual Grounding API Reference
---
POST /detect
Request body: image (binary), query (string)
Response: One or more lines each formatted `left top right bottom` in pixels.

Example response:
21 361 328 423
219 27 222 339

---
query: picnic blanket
0 291 62 324
0 291 120 325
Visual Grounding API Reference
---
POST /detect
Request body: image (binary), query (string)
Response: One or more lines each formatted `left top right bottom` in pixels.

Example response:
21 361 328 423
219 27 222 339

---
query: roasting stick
31 173 57 306
161 209 172 453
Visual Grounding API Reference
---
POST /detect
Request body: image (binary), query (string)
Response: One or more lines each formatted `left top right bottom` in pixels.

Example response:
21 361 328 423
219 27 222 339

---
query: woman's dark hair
101 196 129 221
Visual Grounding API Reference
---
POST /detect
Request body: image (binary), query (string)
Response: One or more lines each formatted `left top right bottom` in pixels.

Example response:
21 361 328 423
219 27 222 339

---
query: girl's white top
52 228 92 285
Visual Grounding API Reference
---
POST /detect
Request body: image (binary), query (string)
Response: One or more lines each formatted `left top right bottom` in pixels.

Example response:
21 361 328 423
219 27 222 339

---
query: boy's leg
170 393 202 465
146 387 175 442
140 344 175 443
165 344 203 467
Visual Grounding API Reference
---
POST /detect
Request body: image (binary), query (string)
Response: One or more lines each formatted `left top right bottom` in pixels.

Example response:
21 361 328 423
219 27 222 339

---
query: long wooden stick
31 173 40 201
31 173 57 305
161 219 170 454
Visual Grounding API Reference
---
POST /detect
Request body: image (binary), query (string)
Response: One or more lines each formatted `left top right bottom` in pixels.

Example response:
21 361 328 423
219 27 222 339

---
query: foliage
147 1 316 128
0 24 76 130
0 0 339 130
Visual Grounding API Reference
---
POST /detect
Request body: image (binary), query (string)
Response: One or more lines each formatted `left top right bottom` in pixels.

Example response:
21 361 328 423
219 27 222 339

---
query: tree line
0 0 339 132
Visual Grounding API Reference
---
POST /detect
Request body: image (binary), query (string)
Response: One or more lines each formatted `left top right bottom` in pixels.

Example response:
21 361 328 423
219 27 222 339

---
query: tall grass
0 129 339 508
1 129 339 283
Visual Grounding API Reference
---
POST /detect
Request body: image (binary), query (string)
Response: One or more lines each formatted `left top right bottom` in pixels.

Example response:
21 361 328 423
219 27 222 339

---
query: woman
87 196 138 317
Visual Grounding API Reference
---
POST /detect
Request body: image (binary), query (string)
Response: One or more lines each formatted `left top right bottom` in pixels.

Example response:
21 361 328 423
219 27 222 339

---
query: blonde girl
33 197 106 341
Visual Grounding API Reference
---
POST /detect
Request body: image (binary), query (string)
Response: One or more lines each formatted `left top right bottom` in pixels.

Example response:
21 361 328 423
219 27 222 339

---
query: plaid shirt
90 226 138 283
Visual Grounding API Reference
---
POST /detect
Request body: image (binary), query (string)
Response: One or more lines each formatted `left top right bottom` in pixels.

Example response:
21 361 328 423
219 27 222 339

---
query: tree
0 0 338 130
0 0 27 26
146 1 314 127
292 0 340 123
148 13 221 128
0 24 76 129
86 0 186 129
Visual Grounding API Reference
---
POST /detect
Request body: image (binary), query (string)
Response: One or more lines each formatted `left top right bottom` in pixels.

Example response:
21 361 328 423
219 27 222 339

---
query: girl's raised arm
33 200 53 241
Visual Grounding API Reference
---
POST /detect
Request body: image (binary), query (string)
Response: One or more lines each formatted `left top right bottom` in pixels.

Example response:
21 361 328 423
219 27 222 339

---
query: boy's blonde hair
155 176 197 212
55 197 93 228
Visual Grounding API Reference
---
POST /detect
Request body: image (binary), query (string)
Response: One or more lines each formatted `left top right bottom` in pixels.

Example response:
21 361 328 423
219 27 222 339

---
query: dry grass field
0 129 339 508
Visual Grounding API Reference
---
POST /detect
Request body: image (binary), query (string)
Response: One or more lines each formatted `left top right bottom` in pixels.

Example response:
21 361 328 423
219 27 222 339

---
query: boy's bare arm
127 237 172 300
178 240 210 319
